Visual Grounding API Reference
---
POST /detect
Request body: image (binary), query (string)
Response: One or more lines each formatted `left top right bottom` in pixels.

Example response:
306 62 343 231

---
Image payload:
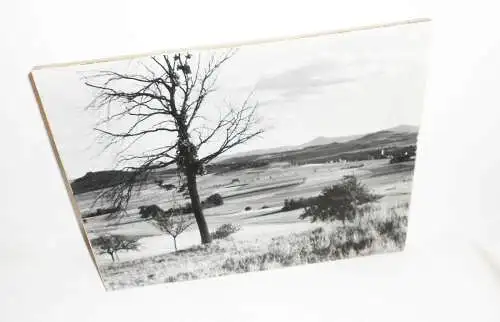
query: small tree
91 234 140 262
300 176 381 224
151 207 194 251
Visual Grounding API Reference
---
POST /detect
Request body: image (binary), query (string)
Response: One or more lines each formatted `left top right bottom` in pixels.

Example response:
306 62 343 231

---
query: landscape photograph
31 20 430 291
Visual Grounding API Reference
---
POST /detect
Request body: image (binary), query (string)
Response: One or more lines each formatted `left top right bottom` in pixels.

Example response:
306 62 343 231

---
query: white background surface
1 1 500 321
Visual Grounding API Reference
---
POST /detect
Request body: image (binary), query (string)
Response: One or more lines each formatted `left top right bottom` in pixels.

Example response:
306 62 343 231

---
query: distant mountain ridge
385 124 418 133
297 134 363 148
215 124 419 165
70 170 135 195
217 124 418 161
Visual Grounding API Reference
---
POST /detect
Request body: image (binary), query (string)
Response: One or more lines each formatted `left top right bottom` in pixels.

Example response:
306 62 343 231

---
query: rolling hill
70 170 135 194
217 125 417 161
71 125 418 194
216 125 419 165
297 133 364 148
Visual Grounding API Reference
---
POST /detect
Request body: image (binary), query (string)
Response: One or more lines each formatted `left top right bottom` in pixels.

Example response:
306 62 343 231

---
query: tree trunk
185 169 212 244
110 252 115 262
173 237 178 251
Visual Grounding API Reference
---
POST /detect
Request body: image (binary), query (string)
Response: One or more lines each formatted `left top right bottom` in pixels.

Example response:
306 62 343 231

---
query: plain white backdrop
1 1 500 321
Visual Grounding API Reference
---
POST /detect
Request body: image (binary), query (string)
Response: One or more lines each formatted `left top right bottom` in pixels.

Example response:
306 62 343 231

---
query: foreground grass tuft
220 204 407 273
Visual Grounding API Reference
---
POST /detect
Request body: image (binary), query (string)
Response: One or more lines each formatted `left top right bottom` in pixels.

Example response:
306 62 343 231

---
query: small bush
210 223 241 240
261 205 270 209
390 154 412 164
245 206 252 211
205 193 224 207
139 204 164 219
178 194 224 214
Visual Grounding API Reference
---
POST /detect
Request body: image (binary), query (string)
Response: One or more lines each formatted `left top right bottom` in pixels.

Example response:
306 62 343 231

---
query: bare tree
91 235 140 262
151 207 194 251
85 51 263 244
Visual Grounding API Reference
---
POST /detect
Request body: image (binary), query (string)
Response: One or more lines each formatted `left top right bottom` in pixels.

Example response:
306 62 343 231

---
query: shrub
261 205 270 209
282 197 317 211
139 204 164 219
205 193 224 207
244 206 252 211
299 175 381 224
210 223 241 240
388 146 416 164
389 154 412 164
177 194 223 214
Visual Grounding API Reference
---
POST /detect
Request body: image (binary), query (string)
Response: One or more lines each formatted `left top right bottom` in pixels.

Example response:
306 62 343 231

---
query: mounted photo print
31 19 431 291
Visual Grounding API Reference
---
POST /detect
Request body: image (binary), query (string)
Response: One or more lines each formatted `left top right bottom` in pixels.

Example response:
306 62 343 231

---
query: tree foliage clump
282 196 317 212
299 176 381 224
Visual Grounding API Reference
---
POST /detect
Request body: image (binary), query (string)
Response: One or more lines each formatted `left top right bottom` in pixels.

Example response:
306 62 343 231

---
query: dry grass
100 202 408 291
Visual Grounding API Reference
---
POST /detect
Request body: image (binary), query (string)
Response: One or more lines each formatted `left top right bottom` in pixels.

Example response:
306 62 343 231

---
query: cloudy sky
33 21 431 179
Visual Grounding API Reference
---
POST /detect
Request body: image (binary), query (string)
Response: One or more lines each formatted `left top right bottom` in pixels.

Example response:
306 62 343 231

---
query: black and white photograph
31 20 431 291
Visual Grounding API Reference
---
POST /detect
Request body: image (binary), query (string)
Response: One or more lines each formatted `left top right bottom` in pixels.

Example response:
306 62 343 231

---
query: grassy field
77 159 414 289
99 202 409 290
